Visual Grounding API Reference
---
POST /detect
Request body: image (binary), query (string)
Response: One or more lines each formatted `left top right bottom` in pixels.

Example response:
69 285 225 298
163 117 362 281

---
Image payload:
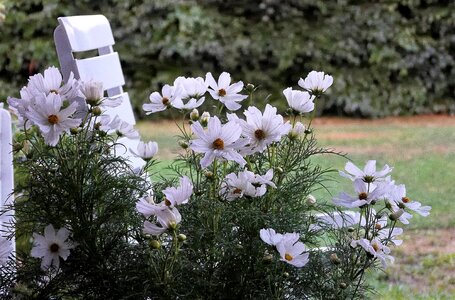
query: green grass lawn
137 116 455 299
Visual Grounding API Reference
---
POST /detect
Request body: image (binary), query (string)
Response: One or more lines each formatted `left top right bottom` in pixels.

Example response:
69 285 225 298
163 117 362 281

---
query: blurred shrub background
1 0 454 118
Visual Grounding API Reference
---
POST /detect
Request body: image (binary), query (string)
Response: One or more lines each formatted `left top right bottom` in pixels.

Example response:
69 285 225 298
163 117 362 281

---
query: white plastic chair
54 14 144 168
0 105 15 252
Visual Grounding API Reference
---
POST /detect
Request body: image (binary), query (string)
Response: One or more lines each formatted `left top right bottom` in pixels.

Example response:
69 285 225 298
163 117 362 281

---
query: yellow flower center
402 196 410 203
49 243 60 253
358 192 368 200
285 253 293 261
48 114 59 124
213 138 224 150
372 243 380 252
375 223 382 230
218 89 227 97
254 129 266 140
164 198 172 206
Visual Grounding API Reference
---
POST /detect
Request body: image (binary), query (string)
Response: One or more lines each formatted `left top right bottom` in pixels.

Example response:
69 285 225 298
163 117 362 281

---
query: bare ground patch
381 228 455 293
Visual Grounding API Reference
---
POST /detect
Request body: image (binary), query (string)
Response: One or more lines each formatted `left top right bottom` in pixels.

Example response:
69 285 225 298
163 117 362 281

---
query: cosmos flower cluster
2 65 431 280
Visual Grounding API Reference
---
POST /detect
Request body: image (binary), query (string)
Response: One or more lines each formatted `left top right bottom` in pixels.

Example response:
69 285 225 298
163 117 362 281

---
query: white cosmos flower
163 176 193 207
26 93 81 146
143 207 182 235
7 86 35 128
333 179 387 208
276 233 309 268
31 224 75 271
27 66 80 100
339 160 393 184
143 84 181 114
260 228 284 246
190 116 246 168
351 238 394 268
136 195 164 218
206 72 248 111
298 70 333 95
283 87 315 113
130 141 158 160
80 80 104 103
0 237 13 266
309 211 361 231
238 104 291 153
388 184 431 217
172 76 206 110
220 169 275 201
109 116 139 139
220 170 258 201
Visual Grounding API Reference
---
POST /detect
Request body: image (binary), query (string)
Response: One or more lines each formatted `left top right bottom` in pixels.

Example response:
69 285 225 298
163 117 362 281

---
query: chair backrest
54 14 136 124
0 106 15 251
54 15 144 168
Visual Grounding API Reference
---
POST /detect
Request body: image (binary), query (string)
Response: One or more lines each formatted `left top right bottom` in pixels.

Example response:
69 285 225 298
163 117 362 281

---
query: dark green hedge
1 0 454 118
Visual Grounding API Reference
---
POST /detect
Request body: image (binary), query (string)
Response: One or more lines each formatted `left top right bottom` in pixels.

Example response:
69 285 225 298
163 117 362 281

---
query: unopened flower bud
149 240 161 249
262 253 273 263
178 140 189 149
347 227 355 233
330 253 341 265
204 170 214 179
339 282 347 289
92 106 102 116
200 112 210 127
70 127 80 135
275 166 284 174
245 83 255 93
289 122 305 140
375 223 382 230
177 233 187 242
306 195 316 206
169 221 177 230
304 128 312 134
283 272 289 278
389 209 404 221
190 109 199 121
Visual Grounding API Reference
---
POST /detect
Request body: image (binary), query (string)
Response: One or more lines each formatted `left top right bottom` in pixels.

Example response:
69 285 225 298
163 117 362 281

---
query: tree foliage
1 0 454 117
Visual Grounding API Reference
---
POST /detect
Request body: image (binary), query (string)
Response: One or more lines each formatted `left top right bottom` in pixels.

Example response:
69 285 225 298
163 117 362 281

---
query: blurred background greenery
1 0 454 118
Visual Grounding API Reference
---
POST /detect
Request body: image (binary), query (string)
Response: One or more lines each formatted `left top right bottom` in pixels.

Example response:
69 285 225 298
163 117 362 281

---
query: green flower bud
275 166 284 174
304 128 313 134
92 106 102 116
70 127 80 135
190 109 199 121
283 272 290 278
339 282 347 289
149 240 161 249
177 233 187 242
200 112 210 127
245 83 255 93
178 140 189 149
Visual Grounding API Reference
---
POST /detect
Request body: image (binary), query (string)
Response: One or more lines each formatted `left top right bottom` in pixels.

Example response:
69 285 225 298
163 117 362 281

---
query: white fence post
0 106 14 252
